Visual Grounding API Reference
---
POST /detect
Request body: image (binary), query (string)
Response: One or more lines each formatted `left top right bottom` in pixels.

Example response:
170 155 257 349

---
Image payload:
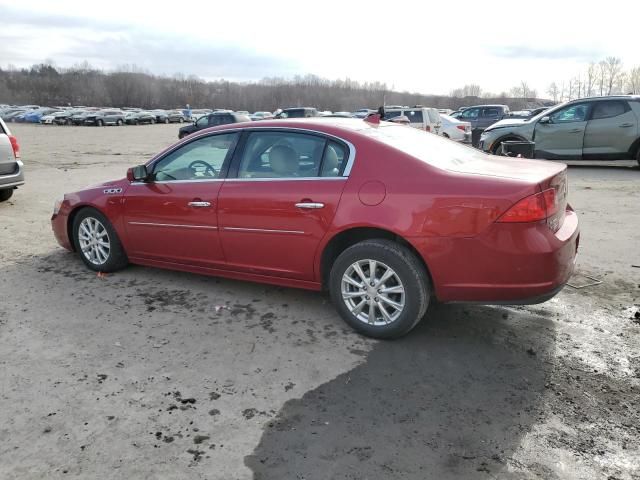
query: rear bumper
413 209 579 304
0 160 25 189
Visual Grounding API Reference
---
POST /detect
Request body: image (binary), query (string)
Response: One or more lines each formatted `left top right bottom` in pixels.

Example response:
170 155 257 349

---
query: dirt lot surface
1 124 639 479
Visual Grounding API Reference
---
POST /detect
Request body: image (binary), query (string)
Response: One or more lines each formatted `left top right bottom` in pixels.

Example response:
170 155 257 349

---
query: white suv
0 117 23 202
383 107 442 134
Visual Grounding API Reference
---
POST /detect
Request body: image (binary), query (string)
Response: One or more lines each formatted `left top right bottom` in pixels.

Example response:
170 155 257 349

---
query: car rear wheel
96 119 104 127
179 118 184 123
442 133 450 139
164 118 169 124
116 119 123 126
329 239 430 339
0 188 14 202
72 208 128 272
150 119 156 125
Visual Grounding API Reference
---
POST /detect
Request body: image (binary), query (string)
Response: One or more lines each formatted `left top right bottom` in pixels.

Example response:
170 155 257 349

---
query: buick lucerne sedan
51 117 579 338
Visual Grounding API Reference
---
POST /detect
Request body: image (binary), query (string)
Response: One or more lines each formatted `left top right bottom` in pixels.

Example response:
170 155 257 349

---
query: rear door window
237 131 327 178
383 111 402 120
590 101 628 120
404 110 424 123
481 107 501 118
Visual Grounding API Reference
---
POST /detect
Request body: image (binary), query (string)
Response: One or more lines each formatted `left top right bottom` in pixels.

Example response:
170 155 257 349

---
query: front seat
321 144 340 176
269 145 298 177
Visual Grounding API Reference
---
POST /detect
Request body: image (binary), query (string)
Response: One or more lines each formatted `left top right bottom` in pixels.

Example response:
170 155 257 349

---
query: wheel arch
66 204 108 252
491 133 529 153
628 136 640 159
318 226 433 294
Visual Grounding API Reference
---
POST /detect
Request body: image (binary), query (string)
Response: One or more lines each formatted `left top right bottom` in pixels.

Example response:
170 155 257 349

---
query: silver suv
479 96 640 164
0 117 24 202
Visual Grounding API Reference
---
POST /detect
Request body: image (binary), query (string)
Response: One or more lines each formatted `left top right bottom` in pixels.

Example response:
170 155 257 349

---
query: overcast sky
1 0 639 96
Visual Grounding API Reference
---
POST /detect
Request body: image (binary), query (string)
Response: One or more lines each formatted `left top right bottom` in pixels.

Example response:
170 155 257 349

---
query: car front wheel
329 239 430 339
72 208 128 272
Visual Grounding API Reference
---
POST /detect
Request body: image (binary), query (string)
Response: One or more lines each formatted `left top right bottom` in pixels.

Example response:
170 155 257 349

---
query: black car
178 112 251 139
125 111 156 125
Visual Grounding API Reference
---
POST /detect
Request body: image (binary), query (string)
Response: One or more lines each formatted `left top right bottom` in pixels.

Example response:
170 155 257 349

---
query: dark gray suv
454 105 510 130
84 109 126 126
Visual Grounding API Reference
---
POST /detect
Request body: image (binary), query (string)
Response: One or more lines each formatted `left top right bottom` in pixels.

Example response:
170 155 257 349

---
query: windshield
361 123 482 169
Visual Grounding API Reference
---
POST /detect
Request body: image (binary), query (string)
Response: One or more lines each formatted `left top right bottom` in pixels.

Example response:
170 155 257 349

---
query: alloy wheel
341 259 405 326
78 217 111 265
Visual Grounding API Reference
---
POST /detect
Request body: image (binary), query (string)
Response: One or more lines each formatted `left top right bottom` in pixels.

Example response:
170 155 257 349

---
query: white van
382 107 442 134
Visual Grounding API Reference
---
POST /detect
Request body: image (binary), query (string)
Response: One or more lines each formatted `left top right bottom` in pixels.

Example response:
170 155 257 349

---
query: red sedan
52 117 579 338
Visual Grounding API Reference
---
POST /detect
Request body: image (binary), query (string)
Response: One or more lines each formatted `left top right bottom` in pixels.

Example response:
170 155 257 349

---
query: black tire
0 188 14 202
179 118 184 123
96 119 104 127
72 207 128 273
442 133 450 139
150 119 156 125
116 119 123 126
636 147 640 168
164 118 169 124
329 239 430 339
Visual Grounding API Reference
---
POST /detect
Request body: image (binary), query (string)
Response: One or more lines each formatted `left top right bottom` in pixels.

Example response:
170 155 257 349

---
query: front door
218 129 350 281
583 100 638 158
123 132 239 268
534 102 590 159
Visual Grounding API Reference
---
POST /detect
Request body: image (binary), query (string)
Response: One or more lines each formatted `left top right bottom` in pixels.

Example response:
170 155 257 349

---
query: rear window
382 111 402 120
404 110 424 123
210 115 233 126
361 124 480 169
284 109 306 118
482 107 501 117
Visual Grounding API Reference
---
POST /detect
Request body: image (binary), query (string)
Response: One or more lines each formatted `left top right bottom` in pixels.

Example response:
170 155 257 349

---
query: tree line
0 62 555 112
546 57 640 103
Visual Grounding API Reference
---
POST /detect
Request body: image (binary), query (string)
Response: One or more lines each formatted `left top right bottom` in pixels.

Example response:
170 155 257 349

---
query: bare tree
627 66 640 94
598 61 607 96
547 82 559 103
586 62 596 97
604 56 623 95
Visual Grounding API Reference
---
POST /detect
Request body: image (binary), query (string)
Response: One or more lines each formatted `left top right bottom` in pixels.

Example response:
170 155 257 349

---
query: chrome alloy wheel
78 217 111 265
341 259 406 326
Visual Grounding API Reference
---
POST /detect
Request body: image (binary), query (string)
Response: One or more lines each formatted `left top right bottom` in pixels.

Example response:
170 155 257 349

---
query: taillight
8 135 20 159
425 125 431 132
456 125 466 131
497 188 557 223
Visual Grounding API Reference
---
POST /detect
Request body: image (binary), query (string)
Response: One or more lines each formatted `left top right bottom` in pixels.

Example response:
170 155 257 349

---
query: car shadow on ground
245 302 556 479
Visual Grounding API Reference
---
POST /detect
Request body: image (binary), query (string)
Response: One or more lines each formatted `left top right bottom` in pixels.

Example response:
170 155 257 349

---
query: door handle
188 201 211 208
619 123 634 128
295 202 324 209
568 129 583 133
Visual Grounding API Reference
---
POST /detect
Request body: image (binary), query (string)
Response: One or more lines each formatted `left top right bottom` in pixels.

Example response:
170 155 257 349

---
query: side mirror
127 165 149 182
539 116 551 124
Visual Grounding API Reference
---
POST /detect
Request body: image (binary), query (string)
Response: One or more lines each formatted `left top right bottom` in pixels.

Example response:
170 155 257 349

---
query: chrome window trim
225 177 347 183
128 221 218 230
146 126 357 179
130 178 225 185
223 226 305 235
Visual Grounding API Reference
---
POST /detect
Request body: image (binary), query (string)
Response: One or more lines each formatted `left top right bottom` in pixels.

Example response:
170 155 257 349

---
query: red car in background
51 117 579 338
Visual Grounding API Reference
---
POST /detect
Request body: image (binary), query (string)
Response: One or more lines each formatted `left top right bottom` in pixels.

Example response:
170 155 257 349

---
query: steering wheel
188 160 217 177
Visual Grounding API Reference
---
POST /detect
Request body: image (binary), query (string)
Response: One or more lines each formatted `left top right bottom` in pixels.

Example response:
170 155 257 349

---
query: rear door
123 132 239 268
217 129 350 281
533 102 590 159
583 100 638 158
479 106 502 129
404 109 427 131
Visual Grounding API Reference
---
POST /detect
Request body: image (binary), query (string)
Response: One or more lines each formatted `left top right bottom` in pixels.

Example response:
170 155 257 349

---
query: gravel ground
0 124 639 480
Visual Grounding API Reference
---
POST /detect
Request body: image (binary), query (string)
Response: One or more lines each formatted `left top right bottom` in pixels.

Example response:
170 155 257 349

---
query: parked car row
0 106 190 126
